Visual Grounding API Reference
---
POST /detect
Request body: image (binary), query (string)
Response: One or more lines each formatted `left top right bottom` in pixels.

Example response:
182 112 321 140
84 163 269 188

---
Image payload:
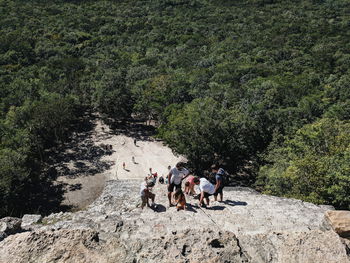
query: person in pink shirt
184 175 198 196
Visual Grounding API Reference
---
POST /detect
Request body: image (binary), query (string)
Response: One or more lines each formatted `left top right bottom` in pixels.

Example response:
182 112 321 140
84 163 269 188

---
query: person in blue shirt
211 164 225 202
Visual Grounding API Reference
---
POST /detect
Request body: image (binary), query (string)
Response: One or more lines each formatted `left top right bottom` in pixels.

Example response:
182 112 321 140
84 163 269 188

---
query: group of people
140 162 226 211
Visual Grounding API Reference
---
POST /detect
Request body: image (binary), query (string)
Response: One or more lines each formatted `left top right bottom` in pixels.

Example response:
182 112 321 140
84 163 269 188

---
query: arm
168 171 172 185
199 191 204 205
182 169 191 180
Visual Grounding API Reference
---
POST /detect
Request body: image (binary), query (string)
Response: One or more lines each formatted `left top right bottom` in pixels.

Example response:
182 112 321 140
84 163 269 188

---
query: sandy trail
93 120 184 180
56 116 184 210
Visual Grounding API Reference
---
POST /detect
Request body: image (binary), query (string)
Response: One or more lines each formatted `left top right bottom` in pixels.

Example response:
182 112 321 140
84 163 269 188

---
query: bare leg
190 185 196 195
219 193 223 202
205 197 210 206
199 192 205 206
141 197 146 209
184 186 188 195
168 192 172 206
214 194 218 201
150 193 155 203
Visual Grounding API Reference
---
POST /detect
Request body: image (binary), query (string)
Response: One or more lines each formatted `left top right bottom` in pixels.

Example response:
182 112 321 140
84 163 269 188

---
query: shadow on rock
152 204 166 213
208 205 226 211
186 203 198 213
224 200 248 206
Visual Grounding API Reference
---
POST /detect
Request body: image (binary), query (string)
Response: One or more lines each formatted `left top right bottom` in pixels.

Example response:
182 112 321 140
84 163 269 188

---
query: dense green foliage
257 119 350 209
1 0 350 215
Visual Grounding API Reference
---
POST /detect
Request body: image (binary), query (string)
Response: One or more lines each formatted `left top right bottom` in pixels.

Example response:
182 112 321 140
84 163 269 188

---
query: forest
1 0 350 217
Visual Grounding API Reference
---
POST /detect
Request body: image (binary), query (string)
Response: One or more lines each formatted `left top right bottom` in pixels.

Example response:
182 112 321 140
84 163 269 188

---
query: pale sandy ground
93 120 184 181
56 117 184 210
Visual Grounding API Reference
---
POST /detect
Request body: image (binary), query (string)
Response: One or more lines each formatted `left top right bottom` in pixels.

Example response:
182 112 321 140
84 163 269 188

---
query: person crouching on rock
174 189 186 211
184 175 198 196
140 180 156 209
167 162 190 207
194 177 215 208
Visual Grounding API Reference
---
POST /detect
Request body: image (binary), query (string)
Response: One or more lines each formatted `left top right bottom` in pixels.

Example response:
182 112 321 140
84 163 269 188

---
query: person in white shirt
194 177 215 207
167 162 190 206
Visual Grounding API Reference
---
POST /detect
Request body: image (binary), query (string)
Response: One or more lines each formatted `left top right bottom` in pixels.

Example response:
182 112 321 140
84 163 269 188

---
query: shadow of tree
105 118 157 142
27 111 114 216
46 113 114 180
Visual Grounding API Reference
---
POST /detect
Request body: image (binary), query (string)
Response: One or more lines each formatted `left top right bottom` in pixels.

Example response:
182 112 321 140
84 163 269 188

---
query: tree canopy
1 0 350 216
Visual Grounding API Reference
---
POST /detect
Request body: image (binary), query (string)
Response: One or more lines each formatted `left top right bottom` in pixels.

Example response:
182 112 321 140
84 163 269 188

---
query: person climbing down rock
167 162 190 207
174 189 186 211
184 175 198 196
194 177 215 207
211 164 226 202
140 180 156 209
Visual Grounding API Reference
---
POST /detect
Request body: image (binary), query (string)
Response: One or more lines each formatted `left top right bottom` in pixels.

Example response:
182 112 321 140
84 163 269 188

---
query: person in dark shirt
211 164 225 202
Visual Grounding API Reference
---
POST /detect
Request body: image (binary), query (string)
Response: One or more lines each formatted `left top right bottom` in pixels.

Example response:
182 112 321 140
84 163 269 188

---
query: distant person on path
140 180 156 209
184 175 198 196
211 164 226 202
134 138 137 146
132 156 135 163
194 177 215 207
174 189 186 211
167 162 190 206
123 162 126 170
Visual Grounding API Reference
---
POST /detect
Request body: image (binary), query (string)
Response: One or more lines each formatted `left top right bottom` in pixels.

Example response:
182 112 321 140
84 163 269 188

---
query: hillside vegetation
1 0 350 216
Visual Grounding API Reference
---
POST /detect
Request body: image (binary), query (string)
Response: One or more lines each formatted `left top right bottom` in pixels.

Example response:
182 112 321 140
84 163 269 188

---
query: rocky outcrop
21 214 42 230
0 180 349 263
325 210 350 238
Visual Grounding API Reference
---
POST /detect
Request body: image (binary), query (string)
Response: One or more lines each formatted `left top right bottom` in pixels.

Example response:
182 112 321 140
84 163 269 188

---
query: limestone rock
0 229 125 263
21 214 42 230
0 180 349 263
325 210 350 238
0 217 22 235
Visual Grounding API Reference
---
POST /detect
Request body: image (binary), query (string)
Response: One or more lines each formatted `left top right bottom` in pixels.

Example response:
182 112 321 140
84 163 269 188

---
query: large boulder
325 210 350 238
0 229 124 263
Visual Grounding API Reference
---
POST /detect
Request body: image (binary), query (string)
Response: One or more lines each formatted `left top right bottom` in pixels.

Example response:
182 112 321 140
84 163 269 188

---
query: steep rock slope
0 179 349 263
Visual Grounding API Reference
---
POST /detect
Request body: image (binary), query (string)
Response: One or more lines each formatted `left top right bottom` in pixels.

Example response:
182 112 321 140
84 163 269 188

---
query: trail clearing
93 120 183 181
55 115 184 210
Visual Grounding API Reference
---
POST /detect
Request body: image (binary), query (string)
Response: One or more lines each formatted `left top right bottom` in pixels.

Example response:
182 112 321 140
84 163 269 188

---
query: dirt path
93 120 183 180
55 115 184 210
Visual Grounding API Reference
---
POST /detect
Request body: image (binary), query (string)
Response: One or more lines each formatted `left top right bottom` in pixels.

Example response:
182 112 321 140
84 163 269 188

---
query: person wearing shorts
194 177 215 207
167 162 190 206
211 164 225 202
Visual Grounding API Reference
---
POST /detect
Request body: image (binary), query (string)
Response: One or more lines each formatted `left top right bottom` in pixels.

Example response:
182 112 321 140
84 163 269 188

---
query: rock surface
0 180 349 263
325 210 350 238
0 217 22 235
21 214 42 230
